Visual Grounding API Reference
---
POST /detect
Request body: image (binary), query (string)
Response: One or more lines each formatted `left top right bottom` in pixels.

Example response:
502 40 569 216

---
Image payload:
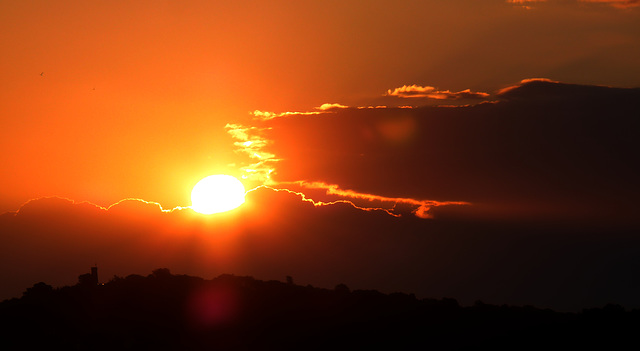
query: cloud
316 103 349 110
228 114 470 218
268 181 469 219
227 118 467 218
497 78 640 102
497 78 559 95
248 185 403 218
386 85 490 100
11 196 189 225
225 123 278 184
251 110 279 120
2 188 640 312
579 0 640 8
387 85 437 97
251 110 322 121
357 105 400 109
250 103 349 121
227 79 640 223
250 79 640 224
506 0 547 10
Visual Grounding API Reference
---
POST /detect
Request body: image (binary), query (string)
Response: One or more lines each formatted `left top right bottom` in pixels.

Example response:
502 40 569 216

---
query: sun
191 175 246 214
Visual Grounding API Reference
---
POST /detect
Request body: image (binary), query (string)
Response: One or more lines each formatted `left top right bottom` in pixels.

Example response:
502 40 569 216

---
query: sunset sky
1 0 639 311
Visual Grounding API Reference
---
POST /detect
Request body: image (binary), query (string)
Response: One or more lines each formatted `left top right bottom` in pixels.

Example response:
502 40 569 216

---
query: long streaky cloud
12 196 189 217
251 110 323 121
106 198 190 213
387 85 490 100
273 181 470 219
247 185 403 217
252 103 350 121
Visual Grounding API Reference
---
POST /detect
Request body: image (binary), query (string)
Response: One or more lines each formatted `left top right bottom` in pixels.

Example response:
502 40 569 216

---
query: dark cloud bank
264 79 640 224
1 80 639 312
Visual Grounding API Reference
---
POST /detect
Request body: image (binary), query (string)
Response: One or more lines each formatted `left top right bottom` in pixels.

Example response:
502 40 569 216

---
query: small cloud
356 105 393 109
386 85 436 98
506 0 547 9
387 85 489 100
412 204 433 219
252 110 279 120
426 89 490 100
316 103 349 111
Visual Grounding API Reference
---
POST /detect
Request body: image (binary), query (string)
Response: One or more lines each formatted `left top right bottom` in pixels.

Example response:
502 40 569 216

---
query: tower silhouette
91 265 98 286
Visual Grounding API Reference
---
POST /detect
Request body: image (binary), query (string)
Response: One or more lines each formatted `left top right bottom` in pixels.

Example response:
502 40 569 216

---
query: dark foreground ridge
1 269 638 350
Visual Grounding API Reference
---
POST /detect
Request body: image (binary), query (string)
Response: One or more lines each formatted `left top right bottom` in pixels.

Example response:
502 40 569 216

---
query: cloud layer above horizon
228 79 640 222
2 176 640 312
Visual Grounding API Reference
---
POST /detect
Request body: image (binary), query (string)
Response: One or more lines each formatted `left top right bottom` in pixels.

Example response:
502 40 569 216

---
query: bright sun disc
191 175 246 214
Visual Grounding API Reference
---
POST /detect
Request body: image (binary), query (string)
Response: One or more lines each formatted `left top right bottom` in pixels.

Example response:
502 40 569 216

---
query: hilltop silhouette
1 268 638 350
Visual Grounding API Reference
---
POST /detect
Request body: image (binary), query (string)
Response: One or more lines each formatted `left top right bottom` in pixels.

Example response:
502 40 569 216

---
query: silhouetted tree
334 283 350 293
22 282 53 299
77 273 95 287
2 268 639 350
152 268 172 279
441 297 460 309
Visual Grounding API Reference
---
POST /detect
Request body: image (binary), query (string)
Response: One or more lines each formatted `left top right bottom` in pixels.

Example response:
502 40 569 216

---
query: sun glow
191 175 246 214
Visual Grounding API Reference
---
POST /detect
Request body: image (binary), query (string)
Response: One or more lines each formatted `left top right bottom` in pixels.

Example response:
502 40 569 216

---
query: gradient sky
1 0 640 310
2 0 639 212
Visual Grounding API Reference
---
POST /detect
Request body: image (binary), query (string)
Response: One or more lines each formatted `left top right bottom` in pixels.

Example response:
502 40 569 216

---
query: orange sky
1 0 640 213
1 1 640 311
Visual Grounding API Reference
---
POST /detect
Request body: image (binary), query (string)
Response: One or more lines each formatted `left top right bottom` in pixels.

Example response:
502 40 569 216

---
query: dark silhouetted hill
1 269 638 350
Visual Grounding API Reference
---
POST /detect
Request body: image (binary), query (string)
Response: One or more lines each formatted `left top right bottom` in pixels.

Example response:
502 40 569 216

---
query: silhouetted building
78 265 99 287
91 265 98 285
